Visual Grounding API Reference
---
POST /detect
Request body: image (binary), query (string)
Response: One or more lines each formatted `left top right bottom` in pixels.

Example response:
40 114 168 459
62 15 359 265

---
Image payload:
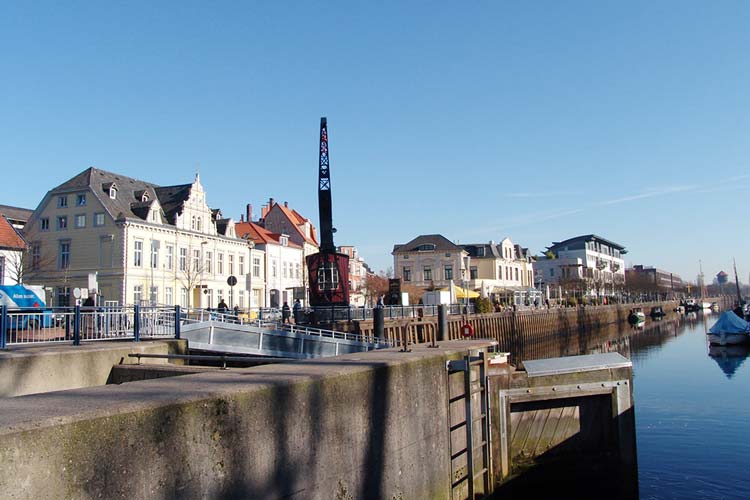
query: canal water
502 309 749 499
632 311 750 500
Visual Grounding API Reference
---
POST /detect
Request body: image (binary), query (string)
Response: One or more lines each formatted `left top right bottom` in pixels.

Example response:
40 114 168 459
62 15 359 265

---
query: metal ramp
447 351 492 499
181 320 393 359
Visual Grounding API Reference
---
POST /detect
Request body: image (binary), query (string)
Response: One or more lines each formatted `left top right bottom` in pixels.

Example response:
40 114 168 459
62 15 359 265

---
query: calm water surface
633 311 750 500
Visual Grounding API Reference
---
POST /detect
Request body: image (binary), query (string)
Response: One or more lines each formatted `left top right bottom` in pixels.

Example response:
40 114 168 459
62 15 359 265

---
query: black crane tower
306 117 350 306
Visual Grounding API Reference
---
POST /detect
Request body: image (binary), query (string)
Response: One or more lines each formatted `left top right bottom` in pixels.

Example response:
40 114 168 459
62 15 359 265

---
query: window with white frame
217 253 224 274
31 244 41 270
181 288 188 307
253 257 261 278
94 212 105 227
179 248 187 271
403 266 411 281
423 266 432 281
40 218 49 231
165 287 173 306
58 195 68 208
151 241 159 269
133 285 143 305
239 290 245 308
59 240 71 269
317 263 340 291
133 240 143 267
239 255 245 275
166 245 174 270
76 194 86 206
228 254 235 275
206 251 212 274
192 249 200 271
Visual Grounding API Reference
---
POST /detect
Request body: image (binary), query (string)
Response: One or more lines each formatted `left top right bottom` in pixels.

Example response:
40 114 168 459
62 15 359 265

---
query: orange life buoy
461 323 474 338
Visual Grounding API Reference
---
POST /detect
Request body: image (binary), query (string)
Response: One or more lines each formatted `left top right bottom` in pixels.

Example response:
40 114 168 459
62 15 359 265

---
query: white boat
707 311 750 346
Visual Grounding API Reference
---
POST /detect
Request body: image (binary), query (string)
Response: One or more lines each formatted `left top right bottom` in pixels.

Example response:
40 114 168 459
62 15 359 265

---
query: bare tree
177 246 207 309
5 244 55 284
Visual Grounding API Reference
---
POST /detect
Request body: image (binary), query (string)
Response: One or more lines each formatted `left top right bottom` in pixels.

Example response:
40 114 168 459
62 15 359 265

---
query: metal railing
307 303 474 322
0 305 181 348
278 323 395 347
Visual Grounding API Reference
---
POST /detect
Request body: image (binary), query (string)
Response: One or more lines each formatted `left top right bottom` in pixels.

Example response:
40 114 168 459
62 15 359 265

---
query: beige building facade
24 168 257 308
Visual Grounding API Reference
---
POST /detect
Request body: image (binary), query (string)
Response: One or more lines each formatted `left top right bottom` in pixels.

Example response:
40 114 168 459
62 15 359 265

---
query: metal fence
306 303 474 322
0 305 181 348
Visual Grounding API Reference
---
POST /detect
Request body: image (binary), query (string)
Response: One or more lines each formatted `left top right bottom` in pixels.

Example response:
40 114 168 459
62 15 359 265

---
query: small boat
628 307 646 324
650 306 665 318
683 298 700 312
707 311 750 346
708 344 749 379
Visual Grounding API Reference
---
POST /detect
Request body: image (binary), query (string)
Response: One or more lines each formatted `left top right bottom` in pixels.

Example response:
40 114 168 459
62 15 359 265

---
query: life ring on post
461 323 474 338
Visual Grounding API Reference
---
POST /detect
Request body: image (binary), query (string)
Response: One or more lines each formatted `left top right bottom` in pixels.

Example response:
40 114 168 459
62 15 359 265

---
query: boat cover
709 311 750 334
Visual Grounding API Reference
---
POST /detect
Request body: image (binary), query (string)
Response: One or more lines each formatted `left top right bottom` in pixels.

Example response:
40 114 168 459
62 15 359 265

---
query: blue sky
2 1 748 283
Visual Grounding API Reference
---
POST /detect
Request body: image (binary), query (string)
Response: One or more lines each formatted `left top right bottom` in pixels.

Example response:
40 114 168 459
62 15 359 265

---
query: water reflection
708 344 749 379
504 311 686 367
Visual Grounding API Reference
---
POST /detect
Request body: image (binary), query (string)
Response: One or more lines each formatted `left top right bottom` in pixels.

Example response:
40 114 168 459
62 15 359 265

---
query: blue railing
0 305 182 347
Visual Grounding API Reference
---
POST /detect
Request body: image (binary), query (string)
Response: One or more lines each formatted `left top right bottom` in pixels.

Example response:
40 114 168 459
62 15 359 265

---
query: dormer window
109 186 117 199
142 193 149 202
103 182 118 199
280 235 289 246
416 244 436 252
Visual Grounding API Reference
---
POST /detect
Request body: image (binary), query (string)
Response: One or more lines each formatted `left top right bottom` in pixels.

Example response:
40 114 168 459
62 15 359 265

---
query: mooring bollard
73 305 81 346
0 305 7 349
174 305 181 340
437 304 448 342
133 305 140 342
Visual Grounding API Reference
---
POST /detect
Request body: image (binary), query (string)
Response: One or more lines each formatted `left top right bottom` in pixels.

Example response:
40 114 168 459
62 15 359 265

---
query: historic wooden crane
306 117 350 306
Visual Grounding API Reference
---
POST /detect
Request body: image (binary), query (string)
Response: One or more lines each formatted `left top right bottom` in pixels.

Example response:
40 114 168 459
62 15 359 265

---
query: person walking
282 301 291 324
218 299 228 315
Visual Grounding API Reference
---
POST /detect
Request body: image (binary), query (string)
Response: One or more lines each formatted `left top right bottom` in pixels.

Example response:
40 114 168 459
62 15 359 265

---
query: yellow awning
442 284 479 299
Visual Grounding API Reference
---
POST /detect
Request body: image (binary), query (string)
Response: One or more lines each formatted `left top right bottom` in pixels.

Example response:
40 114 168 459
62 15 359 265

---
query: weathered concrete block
0 340 491 500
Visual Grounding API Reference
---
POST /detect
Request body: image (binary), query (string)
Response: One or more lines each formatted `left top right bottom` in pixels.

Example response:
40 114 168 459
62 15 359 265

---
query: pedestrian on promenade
282 301 291 324
218 299 228 315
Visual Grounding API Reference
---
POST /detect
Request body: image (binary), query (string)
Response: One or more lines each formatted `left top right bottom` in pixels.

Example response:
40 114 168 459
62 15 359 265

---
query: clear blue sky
2 1 748 283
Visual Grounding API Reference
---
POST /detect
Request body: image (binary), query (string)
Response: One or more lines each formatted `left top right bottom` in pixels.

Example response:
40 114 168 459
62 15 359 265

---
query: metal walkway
181 320 394 359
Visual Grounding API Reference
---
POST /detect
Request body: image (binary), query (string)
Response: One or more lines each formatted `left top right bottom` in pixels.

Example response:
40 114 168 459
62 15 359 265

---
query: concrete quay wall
0 340 493 500
0 340 187 397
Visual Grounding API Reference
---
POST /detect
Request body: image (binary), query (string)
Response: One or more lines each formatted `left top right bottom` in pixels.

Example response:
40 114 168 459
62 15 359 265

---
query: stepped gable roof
0 205 33 225
393 234 464 253
0 215 25 250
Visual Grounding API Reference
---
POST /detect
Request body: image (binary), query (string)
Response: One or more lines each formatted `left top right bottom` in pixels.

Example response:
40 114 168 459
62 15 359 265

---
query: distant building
392 234 468 289
535 234 627 298
460 238 539 305
0 215 26 285
235 220 301 308
625 265 683 293
23 167 254 307
337 245 373 306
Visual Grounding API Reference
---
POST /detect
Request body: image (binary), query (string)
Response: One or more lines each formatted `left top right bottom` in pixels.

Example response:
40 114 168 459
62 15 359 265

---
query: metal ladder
447 351 491 499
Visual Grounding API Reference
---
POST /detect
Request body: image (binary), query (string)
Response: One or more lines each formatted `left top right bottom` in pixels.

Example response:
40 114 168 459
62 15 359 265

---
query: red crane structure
306 117 350 306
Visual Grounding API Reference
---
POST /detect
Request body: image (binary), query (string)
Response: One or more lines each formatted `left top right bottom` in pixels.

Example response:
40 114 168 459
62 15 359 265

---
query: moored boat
707 311 750 346
628 307 646 324
650 306 665 318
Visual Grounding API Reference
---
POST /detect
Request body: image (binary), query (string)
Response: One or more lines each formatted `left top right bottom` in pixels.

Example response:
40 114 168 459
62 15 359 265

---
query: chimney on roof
284 201 288 208
240 214 244 222
246 203 252 222
269 197 275 207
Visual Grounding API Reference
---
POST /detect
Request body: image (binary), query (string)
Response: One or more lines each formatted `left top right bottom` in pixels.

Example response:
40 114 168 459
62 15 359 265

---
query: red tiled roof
235 221 302 248
275 204 319 246
0 216 25 250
